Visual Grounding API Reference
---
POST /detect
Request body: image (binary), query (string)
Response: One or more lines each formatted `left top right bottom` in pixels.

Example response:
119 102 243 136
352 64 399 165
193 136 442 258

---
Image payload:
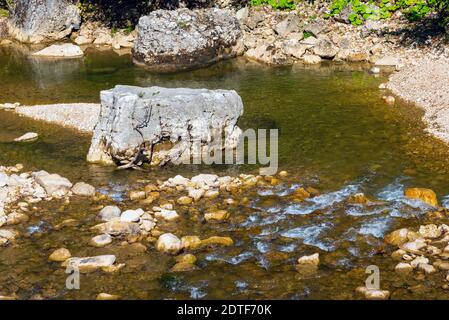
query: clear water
1 45 449 299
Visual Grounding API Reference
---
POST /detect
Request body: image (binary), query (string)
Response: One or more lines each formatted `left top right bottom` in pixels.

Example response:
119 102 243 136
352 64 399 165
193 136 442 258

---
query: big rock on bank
132 8 242 72
8 0 81 43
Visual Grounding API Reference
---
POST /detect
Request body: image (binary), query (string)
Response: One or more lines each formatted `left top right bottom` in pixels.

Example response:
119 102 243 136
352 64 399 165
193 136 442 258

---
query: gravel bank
15 103 100 133
387 56 449 143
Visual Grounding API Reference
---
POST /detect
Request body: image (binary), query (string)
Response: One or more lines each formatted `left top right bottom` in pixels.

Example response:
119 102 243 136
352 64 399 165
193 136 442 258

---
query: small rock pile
0 164 96 246
385 224 449 282
237 4 448 67
71 21 136 50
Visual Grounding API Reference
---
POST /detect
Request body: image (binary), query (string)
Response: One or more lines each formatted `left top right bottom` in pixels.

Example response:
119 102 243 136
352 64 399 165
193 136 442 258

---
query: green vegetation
0 8 8 17
250 0 296 10
327 0 449 25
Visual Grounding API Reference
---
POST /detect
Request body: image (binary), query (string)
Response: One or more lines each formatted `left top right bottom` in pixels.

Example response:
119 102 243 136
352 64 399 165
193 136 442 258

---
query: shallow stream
1 46 449 299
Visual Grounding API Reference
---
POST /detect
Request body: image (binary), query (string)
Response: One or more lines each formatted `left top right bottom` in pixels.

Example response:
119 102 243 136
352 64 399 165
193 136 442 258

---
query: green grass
0 9 9 17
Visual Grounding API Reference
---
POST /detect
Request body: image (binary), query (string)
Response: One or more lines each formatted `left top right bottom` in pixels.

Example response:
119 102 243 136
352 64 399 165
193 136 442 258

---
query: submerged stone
49 248 71 262
99 206 121 221
156 233 183 254
404 188 439 207
72 182 96 196
62 255 116 273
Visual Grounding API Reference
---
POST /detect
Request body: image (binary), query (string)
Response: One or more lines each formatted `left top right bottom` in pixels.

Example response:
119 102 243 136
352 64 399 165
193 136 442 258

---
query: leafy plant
326 0 440 25
251 0 296 10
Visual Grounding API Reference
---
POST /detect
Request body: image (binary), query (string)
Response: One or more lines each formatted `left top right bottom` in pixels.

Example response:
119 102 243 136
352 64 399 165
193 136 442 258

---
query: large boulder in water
87 85 244 167
8 0 81 43
132 8 242 72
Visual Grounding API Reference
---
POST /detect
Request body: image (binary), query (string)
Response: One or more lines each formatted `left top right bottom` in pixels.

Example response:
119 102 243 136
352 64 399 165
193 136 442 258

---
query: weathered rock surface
32 44 83 58
62 255 116 273
91 220 141 236
87 85 243 167
133 8 242 72
32 170 72 197
8 0 81 43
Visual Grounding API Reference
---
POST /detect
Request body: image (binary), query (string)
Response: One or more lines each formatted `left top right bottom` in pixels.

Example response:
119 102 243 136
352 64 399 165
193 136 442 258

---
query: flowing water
1 45 449 299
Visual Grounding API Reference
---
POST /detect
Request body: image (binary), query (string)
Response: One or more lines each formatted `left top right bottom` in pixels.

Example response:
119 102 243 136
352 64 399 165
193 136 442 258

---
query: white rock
236 7 249 21
0 173 8 187
72 182 96 196
32 171 72 197
167 175 190 186
419 224 441 239
154 209 179 221
156 233 183 254
410 256 429 268
99 206 121 221
356 286 390 300
33 44 84 58
400 239 426 254
14 132 38 142
120 209 143 222
140 219 156 232
297 253 319 266
0 229 17 241
188 188 205 201
90 234 113 247
191 174 219 188
395 262 413 274
62 255 116 273
0 102 19 110
419 263 437 274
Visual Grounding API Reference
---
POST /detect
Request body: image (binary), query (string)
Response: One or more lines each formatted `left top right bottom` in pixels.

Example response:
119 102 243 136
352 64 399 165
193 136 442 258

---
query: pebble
356 286 390 300
410 256 429 268
154 209 179 221
177 196 193 205
49 248 71 262
90 234 113 247
395 262 413 274
14 132 38 142
181 236 202 250
99 205 121 221
72 182 96 196
120 209 143 222
419 224 441 239
62 255 116 273
129 190 146 201
96 293 119 300
382 95 395 105
156 233 183 254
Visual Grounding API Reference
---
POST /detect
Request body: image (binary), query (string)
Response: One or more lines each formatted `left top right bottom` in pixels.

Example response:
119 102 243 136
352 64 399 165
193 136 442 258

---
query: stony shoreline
386 56 449 143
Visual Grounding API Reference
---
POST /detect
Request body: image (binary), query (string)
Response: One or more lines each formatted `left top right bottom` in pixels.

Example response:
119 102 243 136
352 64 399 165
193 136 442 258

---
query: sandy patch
15 103 100 133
